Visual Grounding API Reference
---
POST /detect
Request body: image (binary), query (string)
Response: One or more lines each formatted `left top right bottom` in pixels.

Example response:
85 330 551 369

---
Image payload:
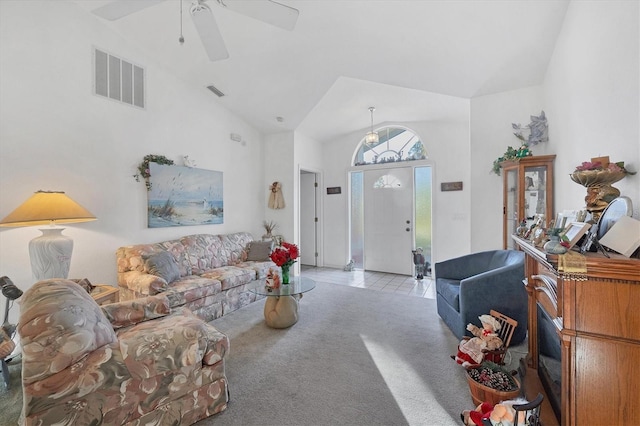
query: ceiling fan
92 0 299 61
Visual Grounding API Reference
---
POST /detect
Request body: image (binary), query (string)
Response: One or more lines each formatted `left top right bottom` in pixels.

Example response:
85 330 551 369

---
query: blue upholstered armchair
435 250 527 345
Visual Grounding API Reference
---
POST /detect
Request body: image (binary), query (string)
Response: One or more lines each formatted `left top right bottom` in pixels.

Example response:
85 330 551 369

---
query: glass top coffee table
250 276 315 328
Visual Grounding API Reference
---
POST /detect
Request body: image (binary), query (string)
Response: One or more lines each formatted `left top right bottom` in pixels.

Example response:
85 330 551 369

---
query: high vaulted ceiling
75 0 570 142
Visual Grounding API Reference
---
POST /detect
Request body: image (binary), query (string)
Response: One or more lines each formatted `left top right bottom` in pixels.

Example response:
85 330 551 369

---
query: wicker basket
466 364 520 406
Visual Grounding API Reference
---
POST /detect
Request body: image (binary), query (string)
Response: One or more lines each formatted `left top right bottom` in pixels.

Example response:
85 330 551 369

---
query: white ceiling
75 0 570 142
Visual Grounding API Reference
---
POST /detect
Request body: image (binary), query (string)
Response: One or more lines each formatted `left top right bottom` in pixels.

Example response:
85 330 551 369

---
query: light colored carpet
197 282 470 426
0 282 480 425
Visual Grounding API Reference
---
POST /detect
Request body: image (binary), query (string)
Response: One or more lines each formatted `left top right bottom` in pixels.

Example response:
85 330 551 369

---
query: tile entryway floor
300 266 436 299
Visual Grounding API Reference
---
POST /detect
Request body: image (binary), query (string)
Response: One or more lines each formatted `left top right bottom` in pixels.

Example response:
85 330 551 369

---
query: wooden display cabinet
501 155 555 249
514 236 640 425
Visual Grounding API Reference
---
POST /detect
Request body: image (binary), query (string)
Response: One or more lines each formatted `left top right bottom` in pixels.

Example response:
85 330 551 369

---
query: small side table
249 277 315 328
90 285 119 305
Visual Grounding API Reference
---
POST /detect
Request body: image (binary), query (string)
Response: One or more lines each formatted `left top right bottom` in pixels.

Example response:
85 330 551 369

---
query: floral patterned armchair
18 279 229 425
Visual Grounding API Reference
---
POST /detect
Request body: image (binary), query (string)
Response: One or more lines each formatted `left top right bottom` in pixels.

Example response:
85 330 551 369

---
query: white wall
543 0 639 217
264 132 295 242
470 86 545 252
294 131 324 268
262 131 324 273
410 119 472 262
0 1 266 318
468 0 640 251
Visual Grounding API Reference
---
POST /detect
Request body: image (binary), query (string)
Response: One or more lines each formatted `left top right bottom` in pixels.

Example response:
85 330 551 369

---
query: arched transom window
354 127 426 166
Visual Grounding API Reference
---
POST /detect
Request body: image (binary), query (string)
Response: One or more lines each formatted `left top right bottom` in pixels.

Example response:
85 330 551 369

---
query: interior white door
363 167 414 275
300 172 317 266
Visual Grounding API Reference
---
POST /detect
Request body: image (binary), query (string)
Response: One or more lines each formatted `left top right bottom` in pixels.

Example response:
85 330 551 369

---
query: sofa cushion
246 240 274 261
101 294 171 329
116 307 225 380
201 266 256 290
436 278 461 311
220 232 253 264
144 251 181 283
180 234 227 275
236 260 277 279
164 276 223 307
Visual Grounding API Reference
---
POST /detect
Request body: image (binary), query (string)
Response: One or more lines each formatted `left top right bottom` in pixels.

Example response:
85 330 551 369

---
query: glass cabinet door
524 166 547 220
505 168 518 249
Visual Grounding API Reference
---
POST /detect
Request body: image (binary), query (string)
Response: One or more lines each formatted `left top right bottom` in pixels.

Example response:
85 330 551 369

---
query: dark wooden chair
482 310 518 365
477 393 544 426
455 310 518 367
512 393 544 426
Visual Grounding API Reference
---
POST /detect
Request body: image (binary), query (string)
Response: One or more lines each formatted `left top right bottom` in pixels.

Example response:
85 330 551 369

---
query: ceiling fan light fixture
365 107 379 146
93 0 299 62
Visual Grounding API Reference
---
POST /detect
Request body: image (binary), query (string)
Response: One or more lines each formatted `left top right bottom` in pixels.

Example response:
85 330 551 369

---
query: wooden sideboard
513 236 640 425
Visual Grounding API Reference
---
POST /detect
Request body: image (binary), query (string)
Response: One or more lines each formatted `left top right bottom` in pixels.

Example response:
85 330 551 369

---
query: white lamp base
28 228 73 280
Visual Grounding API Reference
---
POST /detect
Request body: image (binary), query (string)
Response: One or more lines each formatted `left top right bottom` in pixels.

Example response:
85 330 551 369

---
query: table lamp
0 190 96 280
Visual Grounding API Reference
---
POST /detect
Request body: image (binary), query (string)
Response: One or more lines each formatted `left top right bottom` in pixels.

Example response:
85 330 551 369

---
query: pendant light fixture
365 107 379 145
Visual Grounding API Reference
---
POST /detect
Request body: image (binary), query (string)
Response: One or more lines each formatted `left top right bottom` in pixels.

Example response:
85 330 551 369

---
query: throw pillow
246 240 274 261
144 251 181 283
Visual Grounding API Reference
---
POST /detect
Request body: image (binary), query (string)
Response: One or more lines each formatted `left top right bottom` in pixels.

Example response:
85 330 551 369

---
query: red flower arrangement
269 242 299 268
269 242 299 284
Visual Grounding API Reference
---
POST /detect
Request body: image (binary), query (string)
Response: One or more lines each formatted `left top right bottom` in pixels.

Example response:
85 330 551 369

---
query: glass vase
544 235 567 254
281 265 290 284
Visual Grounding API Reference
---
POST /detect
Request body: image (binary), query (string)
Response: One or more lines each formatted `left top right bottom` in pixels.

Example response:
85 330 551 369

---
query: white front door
363 167 414 275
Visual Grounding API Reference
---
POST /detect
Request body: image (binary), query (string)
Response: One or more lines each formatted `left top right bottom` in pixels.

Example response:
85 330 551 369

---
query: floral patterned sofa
18 279 229 425
116 232 275 322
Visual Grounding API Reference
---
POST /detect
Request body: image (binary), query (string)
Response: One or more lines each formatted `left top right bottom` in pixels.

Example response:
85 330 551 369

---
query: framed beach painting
147 163 223 228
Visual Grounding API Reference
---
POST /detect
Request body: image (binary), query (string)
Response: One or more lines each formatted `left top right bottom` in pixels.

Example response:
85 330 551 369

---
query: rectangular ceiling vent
94 47 145 109
206 84 225 97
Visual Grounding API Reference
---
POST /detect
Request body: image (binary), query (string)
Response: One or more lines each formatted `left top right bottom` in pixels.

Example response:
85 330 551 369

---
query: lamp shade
0 190 96 227
0 191 96 280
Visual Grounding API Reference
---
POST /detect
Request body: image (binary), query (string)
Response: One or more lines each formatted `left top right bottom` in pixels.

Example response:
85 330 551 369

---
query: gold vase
570 170 626 221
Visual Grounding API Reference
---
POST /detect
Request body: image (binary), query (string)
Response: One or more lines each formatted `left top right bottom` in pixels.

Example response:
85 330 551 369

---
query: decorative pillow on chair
144 252 181 283
246 241 274 261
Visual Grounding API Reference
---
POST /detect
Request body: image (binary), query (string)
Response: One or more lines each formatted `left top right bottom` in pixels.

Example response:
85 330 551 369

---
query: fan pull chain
178 0 185 44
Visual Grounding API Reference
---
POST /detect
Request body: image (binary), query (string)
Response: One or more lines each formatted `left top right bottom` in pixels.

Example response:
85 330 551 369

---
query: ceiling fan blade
191 2 229 61
220 0 299 31
92 0 167 21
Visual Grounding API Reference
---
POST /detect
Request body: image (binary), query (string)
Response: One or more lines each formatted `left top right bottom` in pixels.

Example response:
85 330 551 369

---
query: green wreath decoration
134 154 174 190
491 145 532 176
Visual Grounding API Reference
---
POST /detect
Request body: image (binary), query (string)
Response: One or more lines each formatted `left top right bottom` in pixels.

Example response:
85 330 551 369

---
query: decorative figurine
412 248 429 279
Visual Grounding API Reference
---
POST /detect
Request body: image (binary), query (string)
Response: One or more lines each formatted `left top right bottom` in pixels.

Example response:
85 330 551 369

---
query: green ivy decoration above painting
134 154 174 190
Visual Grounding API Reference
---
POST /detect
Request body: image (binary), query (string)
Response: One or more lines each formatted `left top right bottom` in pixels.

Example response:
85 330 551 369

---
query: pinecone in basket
468 365 518 392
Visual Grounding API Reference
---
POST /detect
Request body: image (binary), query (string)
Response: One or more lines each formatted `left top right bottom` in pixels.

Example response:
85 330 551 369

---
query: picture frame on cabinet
561 222 591 249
